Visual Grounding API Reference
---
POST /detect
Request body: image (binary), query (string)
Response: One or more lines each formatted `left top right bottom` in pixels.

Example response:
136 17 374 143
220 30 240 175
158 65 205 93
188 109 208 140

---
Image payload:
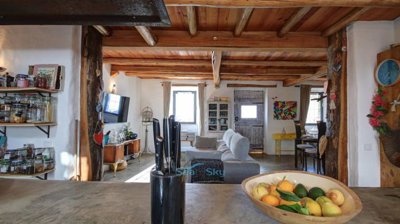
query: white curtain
162 81 172 118
198 83 206 136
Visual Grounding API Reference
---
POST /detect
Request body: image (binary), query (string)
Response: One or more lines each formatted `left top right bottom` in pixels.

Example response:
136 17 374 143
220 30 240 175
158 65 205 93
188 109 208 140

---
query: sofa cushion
194 136 217 149
222 129 235 147
185 149 222 161
230 133 250 160
221 150 239 161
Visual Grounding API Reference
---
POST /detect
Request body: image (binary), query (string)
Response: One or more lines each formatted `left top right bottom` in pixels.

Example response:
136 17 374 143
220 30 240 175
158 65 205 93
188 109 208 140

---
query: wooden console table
272 133 296 156
103 139 140 176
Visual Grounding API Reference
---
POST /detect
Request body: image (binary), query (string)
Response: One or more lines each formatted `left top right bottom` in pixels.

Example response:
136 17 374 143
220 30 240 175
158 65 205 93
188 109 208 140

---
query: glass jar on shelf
35 99 45 122
24 159 34 175
0 160 9 174
43 97 53 122
11 103 27 123
0 98 11 123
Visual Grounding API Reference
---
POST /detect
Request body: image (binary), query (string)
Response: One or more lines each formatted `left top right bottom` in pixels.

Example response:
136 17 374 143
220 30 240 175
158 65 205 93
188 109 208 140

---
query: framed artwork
273 101 297 120
32 64 60 89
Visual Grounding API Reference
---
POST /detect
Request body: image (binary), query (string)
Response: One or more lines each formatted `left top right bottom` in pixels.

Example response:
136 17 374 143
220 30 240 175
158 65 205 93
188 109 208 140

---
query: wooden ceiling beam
110 65 316 76
278 7 312 38
164 0 400 8
283 66 327 87
134 26 158 46
222 75 299 81
322 7 371 37
103 58 327 68
227 84 277 88
103 30 328 52
234 8 254 37
92 25 112 36
211 50 222 87
186 6 197 36
104 58 210 66
223 60 326 67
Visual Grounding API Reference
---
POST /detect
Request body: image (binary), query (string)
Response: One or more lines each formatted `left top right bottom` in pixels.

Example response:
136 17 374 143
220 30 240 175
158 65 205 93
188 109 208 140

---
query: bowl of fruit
242 171 362 224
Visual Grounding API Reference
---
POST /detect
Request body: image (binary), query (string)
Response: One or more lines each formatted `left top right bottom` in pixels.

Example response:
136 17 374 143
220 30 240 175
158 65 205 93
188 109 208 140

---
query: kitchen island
0 179 398 223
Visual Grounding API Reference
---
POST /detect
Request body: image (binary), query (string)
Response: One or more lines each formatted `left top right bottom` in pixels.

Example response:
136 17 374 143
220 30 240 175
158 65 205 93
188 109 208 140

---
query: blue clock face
376 59 400 86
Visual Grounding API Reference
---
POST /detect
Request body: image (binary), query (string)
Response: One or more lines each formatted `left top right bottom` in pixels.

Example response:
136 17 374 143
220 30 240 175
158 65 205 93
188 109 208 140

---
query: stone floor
103 153 318 182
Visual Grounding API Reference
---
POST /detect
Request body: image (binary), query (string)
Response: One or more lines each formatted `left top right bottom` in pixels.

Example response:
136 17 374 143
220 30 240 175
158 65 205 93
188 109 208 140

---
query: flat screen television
103 93 130 123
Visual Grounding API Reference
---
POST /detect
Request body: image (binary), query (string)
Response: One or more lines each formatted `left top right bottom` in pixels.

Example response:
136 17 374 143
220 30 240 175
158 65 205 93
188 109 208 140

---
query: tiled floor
103 153 318 182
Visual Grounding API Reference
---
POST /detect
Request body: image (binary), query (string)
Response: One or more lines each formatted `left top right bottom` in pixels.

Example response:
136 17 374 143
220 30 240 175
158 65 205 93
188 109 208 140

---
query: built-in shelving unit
0 168 54 180
208 101 230 132
0 87 59 138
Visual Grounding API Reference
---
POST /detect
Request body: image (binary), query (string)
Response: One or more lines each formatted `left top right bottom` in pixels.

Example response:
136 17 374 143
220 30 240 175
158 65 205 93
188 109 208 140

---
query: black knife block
151 169 185 224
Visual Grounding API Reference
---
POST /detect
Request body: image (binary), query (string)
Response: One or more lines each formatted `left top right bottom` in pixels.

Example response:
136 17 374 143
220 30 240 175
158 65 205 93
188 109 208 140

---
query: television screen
104 93 130 123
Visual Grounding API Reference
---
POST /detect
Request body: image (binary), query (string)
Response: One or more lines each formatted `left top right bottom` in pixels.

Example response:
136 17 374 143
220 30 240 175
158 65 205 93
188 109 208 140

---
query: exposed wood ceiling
102 3 400 87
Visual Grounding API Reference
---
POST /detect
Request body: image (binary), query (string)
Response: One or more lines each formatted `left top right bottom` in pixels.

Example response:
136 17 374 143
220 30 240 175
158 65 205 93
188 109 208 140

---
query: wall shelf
0 87 59 97
0 122 56 138
0 169 54 180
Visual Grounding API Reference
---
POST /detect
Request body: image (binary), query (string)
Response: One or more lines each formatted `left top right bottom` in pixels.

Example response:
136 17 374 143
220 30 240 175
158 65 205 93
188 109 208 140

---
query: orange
261 195 280 207
277 180 295 192
269 185 280 197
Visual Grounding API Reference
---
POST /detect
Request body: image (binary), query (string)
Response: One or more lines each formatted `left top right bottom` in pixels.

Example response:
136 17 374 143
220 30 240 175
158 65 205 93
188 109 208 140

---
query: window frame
306 92 325 125
173 90 197 124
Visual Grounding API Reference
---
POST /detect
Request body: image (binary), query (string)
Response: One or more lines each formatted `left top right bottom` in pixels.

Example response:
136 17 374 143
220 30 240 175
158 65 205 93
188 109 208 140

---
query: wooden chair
303 122 327 174
294 121 314 169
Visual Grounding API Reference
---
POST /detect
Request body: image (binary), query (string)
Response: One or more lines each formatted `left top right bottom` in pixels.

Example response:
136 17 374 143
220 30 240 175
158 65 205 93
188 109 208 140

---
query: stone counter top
0 179 399 224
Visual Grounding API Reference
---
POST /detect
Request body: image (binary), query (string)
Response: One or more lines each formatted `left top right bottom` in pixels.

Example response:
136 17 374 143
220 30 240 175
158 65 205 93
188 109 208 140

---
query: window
306 93 324 124
173 91 196 124
241 105 257 119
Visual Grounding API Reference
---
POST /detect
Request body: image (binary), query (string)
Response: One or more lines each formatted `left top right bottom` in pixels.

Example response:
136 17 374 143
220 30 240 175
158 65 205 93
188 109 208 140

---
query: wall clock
375 59 400 86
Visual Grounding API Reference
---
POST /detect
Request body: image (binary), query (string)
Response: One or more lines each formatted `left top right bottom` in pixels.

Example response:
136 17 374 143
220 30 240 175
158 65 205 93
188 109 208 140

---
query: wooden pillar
80 26 104 181
325 30 348 184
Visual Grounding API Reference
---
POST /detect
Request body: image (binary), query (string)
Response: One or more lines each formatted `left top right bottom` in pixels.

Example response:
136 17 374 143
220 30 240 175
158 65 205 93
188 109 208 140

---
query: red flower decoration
367 87 390 135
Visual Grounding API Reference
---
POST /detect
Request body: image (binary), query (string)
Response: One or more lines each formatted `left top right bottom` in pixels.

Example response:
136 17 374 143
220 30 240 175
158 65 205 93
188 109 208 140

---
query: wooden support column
135 26 158 46
80 26 104 181
325 29 348 184
234 8 254 37
186 6 197 36
211 50 222 88
278 7 312 37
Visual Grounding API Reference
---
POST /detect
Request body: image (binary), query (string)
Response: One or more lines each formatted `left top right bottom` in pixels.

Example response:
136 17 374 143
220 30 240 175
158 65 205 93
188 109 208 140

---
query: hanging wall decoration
367 87 390 135
273 101 297 120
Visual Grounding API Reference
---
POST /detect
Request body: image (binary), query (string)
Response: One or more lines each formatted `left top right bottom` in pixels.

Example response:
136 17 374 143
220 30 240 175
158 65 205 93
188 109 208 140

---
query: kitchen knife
163 118 170 173
153 119 164 173
169 115 176 173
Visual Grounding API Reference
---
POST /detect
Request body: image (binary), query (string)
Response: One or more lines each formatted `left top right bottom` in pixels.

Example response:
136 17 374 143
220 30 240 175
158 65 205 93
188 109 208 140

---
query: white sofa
183 129 260 184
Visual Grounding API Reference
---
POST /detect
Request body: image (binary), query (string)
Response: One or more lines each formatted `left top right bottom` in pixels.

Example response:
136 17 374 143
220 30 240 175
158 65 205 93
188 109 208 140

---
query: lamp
141 106 154 154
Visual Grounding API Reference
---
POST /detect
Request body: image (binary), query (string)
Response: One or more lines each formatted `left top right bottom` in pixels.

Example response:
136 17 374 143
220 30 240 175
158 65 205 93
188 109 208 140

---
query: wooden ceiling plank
322 7 371 37
278 7 313 38
103 30 328 52
227 84 277 88
164 0 400 8
234 8 254 36
135 26 158 46
283 66 327 87
92 25 112 36
186 6 197 36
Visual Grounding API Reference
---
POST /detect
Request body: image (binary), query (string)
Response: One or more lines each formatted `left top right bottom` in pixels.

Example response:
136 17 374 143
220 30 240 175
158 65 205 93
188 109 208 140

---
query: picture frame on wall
32 64 63 90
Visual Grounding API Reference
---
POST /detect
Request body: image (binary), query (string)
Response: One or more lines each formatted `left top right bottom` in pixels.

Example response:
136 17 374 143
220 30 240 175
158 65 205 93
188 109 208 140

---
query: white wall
102 66 142 138
0 26 81 180
139 79 302 154
347 20 398 187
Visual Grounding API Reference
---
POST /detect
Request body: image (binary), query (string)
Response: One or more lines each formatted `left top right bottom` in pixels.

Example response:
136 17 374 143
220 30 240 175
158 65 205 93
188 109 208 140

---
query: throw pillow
194 136 217 149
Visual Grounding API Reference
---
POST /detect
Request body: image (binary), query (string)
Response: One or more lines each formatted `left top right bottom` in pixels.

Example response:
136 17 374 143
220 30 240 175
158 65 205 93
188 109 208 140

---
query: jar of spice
11 104 27 123
43 97 53 122
0 99 11 123
16 74 29 88
0 160 9 174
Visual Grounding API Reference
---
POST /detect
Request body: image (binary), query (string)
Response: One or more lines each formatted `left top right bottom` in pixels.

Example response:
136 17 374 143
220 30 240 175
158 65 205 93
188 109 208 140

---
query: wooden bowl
241 171 362 224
